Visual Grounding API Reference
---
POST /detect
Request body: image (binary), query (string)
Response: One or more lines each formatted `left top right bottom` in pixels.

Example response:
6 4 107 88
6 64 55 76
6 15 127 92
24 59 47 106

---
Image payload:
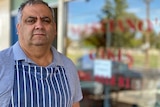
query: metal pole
103 19 111 107
104 85 110 107
106 21 111 49
57 0 65 53
143 0 152 68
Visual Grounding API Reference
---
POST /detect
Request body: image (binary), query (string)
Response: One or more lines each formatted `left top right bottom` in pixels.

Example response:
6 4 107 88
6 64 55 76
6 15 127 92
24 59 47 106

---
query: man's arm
72 102 80 107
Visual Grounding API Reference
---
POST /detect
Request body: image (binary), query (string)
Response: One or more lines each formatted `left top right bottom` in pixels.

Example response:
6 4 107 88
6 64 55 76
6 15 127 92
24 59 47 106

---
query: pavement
110 89 160 107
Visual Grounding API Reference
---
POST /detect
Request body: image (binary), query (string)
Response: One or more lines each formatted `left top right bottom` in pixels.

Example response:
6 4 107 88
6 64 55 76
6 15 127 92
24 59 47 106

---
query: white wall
0 0 10 50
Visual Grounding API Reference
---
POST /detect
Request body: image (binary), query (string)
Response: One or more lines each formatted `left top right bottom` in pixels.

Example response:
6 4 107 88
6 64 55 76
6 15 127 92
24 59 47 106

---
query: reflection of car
78 55 143 107
77 53 95 70
77 54 142 94
77 54 105 95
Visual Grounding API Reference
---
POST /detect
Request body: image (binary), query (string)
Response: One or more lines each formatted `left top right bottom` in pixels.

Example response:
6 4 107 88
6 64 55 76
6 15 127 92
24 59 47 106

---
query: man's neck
21 45 53 67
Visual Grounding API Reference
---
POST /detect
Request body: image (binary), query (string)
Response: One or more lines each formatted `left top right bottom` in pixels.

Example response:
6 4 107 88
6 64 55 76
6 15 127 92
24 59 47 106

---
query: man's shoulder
52 47 73 65
57 51 73 64
0 47 13 55
0 47 14 63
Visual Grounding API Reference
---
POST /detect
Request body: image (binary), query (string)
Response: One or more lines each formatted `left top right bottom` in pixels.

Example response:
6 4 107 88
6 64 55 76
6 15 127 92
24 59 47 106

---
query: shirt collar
13 42 28 61
13 41 63 67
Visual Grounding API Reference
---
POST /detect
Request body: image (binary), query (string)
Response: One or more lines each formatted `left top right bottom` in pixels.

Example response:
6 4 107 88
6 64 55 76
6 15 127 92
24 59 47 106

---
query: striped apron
9 60 72 107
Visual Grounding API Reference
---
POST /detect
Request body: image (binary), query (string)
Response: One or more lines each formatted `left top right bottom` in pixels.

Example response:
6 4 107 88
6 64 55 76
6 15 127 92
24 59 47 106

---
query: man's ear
16 23 20 35
53 22 57 35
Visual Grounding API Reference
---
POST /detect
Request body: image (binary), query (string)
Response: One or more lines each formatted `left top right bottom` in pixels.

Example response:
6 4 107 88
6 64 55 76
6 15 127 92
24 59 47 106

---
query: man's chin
33 42 46 46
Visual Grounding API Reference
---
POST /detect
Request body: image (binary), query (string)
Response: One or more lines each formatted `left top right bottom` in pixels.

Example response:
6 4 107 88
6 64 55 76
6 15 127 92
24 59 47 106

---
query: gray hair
17 0 55 23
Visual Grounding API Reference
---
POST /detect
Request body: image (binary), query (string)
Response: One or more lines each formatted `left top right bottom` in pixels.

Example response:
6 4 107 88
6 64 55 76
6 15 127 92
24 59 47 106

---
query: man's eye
25 18 36 24
42 18 51 23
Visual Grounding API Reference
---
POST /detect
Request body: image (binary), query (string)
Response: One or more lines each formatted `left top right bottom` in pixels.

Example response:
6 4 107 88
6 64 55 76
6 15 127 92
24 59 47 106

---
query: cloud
126 8 141 14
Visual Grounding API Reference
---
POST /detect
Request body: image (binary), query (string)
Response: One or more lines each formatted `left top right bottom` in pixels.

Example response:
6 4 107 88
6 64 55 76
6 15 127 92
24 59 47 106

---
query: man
0 0 82 107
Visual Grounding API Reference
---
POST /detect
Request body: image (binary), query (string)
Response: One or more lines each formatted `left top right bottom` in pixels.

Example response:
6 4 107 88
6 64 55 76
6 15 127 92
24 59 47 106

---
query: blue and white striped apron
9 60 72 107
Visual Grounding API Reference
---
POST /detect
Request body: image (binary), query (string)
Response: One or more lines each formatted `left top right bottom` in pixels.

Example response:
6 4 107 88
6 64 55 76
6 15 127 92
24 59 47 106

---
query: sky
67 0 160 40
68 0 160 23
68 0 105 24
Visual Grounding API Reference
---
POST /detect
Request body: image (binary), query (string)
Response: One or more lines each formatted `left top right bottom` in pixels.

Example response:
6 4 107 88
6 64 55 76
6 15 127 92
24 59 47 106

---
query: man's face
17 4 56 47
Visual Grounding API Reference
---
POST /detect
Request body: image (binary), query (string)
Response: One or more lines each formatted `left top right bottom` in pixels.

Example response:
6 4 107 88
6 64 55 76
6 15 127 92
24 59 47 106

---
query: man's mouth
33 33 45 36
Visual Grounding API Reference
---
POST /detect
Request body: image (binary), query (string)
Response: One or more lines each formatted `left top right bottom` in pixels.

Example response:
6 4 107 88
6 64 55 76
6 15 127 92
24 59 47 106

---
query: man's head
17 0 55 23
16 0 56 49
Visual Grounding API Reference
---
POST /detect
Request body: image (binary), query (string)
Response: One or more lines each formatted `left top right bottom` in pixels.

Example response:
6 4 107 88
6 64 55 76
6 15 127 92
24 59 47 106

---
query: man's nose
35 20 44 29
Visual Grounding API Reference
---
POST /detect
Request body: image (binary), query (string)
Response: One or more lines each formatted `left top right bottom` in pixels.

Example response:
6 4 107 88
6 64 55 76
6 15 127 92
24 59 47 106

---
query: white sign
94 59 112 78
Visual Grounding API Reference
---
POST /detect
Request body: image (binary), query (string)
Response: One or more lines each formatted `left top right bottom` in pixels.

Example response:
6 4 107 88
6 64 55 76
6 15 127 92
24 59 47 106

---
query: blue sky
68 0 160 24
127 0 160 21
68 0 105 24
68 0 160 39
